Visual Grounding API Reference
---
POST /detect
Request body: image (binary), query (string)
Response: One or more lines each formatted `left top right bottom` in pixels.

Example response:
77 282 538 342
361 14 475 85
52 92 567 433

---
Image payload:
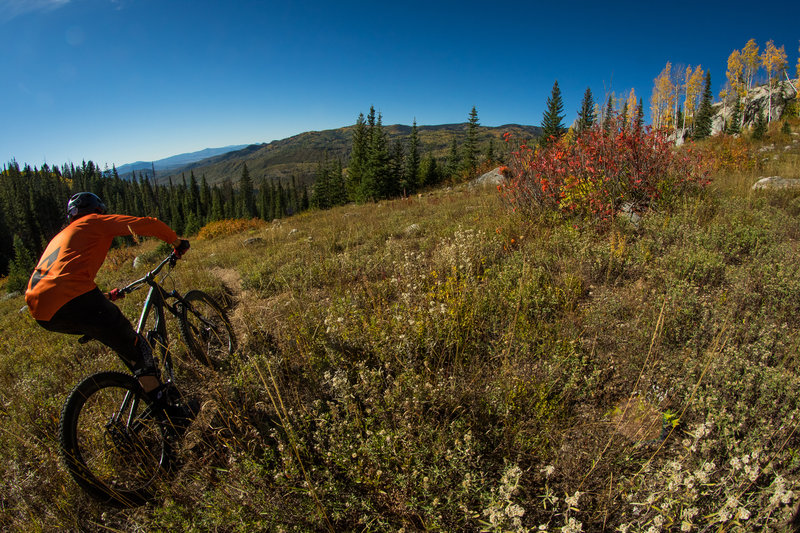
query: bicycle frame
122 253 188 384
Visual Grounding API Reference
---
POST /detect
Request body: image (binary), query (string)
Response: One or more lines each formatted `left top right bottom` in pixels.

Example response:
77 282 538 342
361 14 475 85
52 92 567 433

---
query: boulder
472 167 506 186
751 176 800 191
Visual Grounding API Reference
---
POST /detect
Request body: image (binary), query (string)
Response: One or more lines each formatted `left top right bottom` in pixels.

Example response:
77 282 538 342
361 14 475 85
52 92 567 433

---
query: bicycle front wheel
179 290 236 368
59 371 170 507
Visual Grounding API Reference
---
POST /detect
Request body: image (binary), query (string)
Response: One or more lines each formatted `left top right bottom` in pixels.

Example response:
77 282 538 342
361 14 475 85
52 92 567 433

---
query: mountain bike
58 251 236 506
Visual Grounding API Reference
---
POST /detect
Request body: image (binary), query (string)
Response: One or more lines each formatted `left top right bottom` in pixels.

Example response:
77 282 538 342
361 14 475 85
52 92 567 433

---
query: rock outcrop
711 79 799 135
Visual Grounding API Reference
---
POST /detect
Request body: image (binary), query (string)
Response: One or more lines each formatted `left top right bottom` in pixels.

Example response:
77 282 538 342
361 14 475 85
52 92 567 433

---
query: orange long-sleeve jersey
25 214 178 321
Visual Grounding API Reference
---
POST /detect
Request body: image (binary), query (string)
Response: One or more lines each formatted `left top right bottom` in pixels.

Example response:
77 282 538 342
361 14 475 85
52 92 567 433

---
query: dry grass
3 132 800 530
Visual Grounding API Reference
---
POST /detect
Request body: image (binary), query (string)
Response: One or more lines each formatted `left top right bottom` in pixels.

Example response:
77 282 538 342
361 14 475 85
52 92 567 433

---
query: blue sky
1 0 798 169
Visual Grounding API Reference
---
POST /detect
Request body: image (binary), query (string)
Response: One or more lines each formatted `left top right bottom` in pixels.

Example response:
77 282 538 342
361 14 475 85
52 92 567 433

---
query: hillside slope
3 130 800 530
148 123 541 187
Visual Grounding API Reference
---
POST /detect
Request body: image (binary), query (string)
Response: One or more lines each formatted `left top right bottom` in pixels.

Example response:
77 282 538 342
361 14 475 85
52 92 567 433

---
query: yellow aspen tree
650 62 675 130
670 64 685 130
742 38 760 92
726 49 745 100
762 40 788 122
684 65 704 130
626 88 637 124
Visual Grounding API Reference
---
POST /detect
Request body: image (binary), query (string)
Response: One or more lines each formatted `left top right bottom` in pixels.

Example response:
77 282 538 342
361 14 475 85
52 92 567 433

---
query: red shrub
499 120 712 223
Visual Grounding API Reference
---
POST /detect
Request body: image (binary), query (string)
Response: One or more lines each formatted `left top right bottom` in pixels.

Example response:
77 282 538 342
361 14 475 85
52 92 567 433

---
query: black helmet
67 192 107 222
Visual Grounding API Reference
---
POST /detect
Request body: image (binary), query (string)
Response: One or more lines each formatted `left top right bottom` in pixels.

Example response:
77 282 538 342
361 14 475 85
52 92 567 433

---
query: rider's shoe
147 383 199 437
160 397 200 438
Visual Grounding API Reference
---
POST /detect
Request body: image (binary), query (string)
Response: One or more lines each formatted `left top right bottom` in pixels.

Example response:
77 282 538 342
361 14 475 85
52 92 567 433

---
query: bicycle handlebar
109 252 179 299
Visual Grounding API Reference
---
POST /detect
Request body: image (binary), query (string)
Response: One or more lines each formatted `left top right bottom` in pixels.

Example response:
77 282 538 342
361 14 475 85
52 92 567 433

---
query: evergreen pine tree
210 186 224 221
635 98 645 132
275 181 287 217
462 106 479 173
188 172 200 216
446 138 460 179
693 71 714 140
238 164 256 218
620 101 629 131
727 99 742 135
8 234 35 292
199 175 211 222
486 138 496 164
419 153 440 188
576 87 596 134
752 108 767 140
258 177 272 220
404 119 420 194
347 113 368 200
603 94 614 133
540 80 566 145
388 140 404 197
363 109 389 200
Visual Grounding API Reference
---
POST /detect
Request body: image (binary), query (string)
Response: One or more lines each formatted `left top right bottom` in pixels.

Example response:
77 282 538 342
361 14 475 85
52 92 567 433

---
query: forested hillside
144 122 540 188
1 110 530 283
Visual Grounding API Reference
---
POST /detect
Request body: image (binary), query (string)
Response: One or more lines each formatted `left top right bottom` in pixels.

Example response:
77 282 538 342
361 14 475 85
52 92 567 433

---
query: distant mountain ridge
116 145 249 176
129 123 541 187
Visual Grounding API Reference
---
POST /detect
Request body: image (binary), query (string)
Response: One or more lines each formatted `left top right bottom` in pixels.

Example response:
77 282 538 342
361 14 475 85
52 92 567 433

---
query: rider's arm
98 214 179 245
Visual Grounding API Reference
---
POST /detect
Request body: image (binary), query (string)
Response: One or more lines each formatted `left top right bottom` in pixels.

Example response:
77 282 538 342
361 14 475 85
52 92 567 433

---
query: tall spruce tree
635 98 645 132
446 138 460 179
388 140 404 197
541 80 566 145
404 119 420 193
603 94 614 133
752 108 767 139
347 113 368 200
7 234 35 292
258 177 272 220
420 153 440 188
727 99 742 135
199 175 211 221
363 110 389 200
693 71 714 140
620 101 629 131
462 106 479 173
576 87 596 134
238 163 256 218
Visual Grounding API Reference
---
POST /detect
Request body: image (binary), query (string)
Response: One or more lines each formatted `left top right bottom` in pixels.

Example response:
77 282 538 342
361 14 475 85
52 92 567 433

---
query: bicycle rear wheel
179 290 235 368
59 371 170 506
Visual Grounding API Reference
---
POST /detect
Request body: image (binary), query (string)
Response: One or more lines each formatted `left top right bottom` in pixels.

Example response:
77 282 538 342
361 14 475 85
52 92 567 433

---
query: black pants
37 288 152 374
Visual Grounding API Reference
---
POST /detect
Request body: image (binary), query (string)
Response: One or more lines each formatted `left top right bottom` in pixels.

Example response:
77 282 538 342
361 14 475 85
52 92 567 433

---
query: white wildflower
561 517 583 533
565 491 582 508
506 503 525 518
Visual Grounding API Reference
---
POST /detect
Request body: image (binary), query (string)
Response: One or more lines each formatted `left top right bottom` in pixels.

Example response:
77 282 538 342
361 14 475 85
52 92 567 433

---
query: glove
108 288 125 301
173 239 190 259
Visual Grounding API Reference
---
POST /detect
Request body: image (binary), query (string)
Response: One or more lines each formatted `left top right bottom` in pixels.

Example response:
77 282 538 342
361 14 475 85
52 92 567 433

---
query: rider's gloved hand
173 239 190 259
107 288 125 301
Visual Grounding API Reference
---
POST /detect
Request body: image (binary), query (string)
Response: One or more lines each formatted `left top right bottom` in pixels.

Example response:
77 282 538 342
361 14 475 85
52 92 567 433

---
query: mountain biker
25 192 191 414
